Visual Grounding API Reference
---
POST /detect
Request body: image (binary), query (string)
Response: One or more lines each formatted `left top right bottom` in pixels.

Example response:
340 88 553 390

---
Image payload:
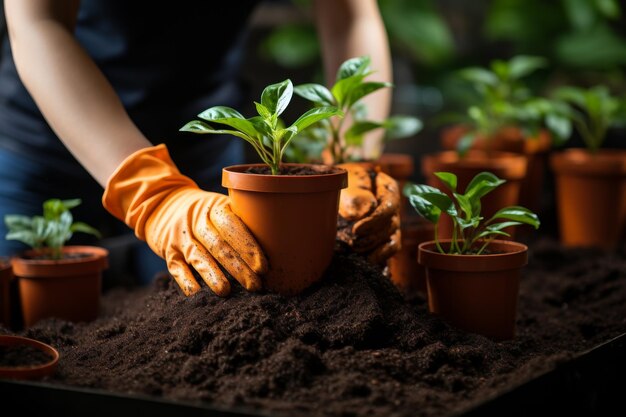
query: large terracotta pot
441 125 551 214
0 259 12 328
550 149 626 250
421 150 528 239
222 164 348 295
418 239 528 341
11 246 108 327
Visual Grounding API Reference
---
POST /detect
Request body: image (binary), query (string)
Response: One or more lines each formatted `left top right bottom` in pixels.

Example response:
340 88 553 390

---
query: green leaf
457 132 477 157
458 68 498 87
485 221 524 232
4 215 33 230
596 0 621 19
344 121 382 146
180 121 256 141
346 81 393 108
489 206 540 229
453 192 474 220
407 194 441 224
71 222 102 238
198 106 245 121
254 102 272 119
336 56 371 81
5 230 37 247
261 79 293 116
294 83 335 106
383 116 423 141
434 172 457 192
331 74 367 107
507 55 547 80
465 172 506 201
475 229 511 240
291 106 342 133
545 113 572 144
553 86 589 109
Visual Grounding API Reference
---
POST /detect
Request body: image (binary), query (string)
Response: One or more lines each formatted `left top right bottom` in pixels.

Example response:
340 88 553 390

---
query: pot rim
11 245 109 278
418 239 528 272
0 335 60 380
550 148 626 177
222 163 348 193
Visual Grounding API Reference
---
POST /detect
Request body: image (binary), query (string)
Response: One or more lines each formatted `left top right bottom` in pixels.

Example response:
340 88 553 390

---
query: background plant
551 85 626 153
181 79 342 175
403 171 540 254
5 199 101 260
293 56 422 163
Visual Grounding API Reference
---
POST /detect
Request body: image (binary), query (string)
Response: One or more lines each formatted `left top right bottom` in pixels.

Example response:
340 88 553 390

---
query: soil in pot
12 237 626 417
0 335 60 380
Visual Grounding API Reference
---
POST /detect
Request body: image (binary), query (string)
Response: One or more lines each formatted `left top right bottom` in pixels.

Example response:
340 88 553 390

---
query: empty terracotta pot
388 217 433 297
0 335 59 380
550 148 626 250
12 246 109 327
421 150 528 240
418 239 528 341
222 164 347 295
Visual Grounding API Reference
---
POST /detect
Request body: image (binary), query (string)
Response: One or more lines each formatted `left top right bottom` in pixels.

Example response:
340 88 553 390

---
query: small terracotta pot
388 217 433 297
441 125 551 214
12 246 109 327
0 260 13 328
376 153 415 217
0 335 59 380
550 148 626 250
222 164 347 295
421 150 528 239
418 239 528 341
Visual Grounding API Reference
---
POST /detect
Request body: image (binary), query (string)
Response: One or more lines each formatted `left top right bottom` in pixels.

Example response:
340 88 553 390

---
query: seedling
448 55 571 155
403 171 540 254
551 85 626 154
5 199 101 260
180 79 342 175
293 55 422 163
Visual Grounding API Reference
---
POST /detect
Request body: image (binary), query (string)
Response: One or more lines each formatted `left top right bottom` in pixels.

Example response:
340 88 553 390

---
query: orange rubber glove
336 163 401 265
102 144 267 296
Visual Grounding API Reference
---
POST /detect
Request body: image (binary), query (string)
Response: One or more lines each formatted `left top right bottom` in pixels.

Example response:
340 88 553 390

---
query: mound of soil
6 238 626 417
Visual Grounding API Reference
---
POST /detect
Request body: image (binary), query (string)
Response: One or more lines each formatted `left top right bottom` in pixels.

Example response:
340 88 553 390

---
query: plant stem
434 223 444 254
476 238 493 255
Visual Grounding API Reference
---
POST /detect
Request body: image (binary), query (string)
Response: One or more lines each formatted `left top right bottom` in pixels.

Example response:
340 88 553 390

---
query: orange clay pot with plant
4 199 108 327
549 85 626 250
181 79 346 295
404 171 540 341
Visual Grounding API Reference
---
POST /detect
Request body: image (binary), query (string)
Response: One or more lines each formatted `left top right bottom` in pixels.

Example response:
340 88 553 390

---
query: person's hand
336 162 401 265
102 144 267 296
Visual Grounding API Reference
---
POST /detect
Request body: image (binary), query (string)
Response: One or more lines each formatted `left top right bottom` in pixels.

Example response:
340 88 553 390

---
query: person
0 0 398 296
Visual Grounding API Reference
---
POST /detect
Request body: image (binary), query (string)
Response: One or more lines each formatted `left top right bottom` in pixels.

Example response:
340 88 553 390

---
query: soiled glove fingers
351 214 400 253
368 228 402 265
352 169 400 237
338 187 377 221
103 144 268 297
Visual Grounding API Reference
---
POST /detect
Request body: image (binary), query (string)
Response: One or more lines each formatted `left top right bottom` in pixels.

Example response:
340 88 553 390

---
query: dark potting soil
0 344 53 367
7 238 626 417
245 165 340 176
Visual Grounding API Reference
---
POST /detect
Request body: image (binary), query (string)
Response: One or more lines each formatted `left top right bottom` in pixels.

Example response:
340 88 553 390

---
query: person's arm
4 0 149 186
4 0 267 296
313 0 392 160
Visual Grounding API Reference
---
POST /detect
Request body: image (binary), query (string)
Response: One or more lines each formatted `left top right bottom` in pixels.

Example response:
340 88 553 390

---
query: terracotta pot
388 217 433 297
222 164 347 295
0 335 59 380
0 260 13 328
421 150 527 239
418 239 528 341
376 153 415 218
550 149 626 250
12 246 109 327
441 125 551 214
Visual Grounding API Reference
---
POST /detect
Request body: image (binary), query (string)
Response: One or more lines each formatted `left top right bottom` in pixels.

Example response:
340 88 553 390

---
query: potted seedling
404 171 540 340
549 85 626 249
4 198 107 327
180 79 347 295
432 55 570 220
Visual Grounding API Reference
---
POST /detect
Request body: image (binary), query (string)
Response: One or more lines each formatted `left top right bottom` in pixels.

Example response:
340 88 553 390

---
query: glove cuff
102 144 197 240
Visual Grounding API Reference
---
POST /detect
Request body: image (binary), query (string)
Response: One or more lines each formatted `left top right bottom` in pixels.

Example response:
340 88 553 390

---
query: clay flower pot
11 246 109 327
0 260 13 329
422 150 527 239
222 164 347 295
418 239 528 341
550 148 626 250
387 217 433 297
441 125 551 214
0 334 59 380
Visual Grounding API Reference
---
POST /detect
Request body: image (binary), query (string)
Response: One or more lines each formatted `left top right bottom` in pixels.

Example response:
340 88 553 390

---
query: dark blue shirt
0 0 260 181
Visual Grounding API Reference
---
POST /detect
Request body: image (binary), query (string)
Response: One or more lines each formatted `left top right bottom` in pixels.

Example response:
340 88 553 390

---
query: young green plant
5 199 101 260
180 79 342 175
403 171 540 254
293 55 422 163
551 85 626 154
448 55 571 155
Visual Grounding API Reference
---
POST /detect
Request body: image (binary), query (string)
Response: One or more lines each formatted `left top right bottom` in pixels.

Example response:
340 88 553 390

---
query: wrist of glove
102 144 267 296
336 163 401 265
